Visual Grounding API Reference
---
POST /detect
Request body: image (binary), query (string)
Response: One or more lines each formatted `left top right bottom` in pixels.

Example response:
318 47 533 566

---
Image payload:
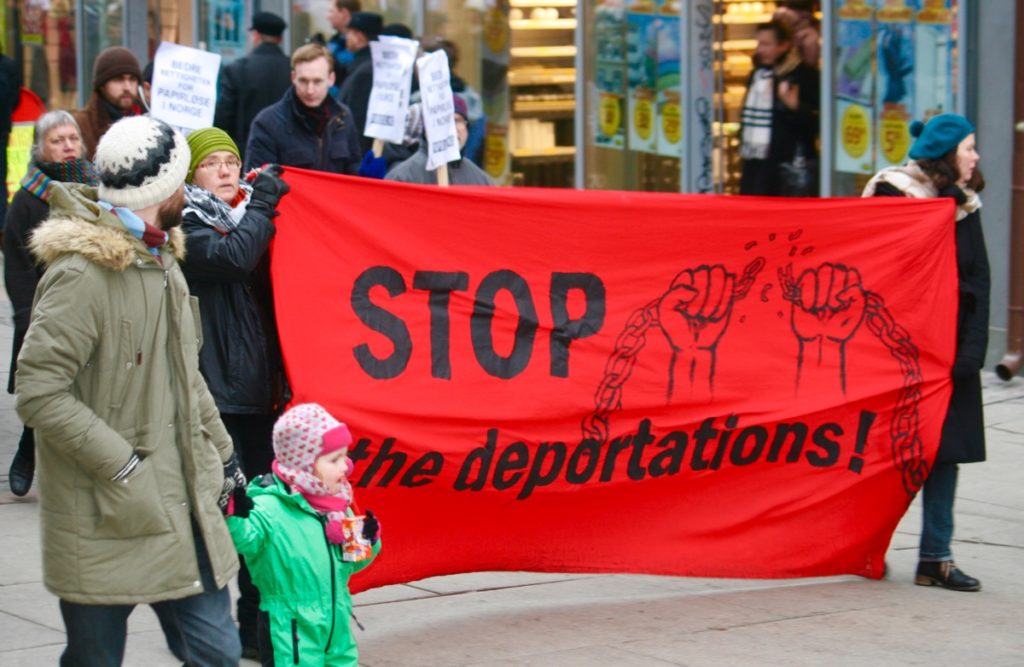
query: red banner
272 169 957 589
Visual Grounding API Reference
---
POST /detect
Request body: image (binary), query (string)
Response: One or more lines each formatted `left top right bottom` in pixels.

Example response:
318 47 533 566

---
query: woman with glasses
182 127 291 659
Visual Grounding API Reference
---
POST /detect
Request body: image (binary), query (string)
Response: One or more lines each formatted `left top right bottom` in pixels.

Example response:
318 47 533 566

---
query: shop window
831 0 960 196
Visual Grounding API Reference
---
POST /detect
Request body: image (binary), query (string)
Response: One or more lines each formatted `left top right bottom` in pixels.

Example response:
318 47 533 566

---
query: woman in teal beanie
862 113 988 592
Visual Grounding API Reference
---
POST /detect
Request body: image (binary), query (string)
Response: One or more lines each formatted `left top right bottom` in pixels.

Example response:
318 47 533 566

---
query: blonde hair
291 43 334 70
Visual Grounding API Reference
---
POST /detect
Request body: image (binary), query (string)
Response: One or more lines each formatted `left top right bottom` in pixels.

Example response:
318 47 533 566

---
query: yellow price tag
661 102 681 144
599 96 621 138
483 8 509 53
484 134 508 179
840 105 870 159
879 115 909 164
633 99 653 141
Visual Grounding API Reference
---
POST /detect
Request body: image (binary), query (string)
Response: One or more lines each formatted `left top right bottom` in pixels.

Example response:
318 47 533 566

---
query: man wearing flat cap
338 11 383 153
214 11 292 161
73 47 144 159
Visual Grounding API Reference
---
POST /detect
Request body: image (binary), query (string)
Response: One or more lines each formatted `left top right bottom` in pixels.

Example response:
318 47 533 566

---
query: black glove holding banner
248 164 291 216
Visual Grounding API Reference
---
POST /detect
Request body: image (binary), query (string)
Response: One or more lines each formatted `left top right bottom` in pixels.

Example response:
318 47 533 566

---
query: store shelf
513 98 575 114
510 0 576 7
509 68 577 86
718 39 758 52
510 18 578 30
510 45 578 58
512 146 576 164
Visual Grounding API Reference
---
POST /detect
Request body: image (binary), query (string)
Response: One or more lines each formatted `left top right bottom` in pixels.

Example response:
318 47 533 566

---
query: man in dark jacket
245 43 362 175
738 19 819 196
72 47 144 159
338 11 382 154
327 0 361 94
214 12 292 161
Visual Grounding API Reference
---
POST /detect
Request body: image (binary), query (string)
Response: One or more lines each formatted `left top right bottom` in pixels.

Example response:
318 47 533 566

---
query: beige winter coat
15 183 239 604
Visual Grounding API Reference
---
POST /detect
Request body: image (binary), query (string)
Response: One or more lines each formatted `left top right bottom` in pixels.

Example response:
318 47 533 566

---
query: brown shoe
915 561 981 592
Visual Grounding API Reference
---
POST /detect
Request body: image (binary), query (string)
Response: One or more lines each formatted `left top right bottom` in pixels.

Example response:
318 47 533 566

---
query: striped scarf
740 68 774 160
97 200 168 261
20 159 99 201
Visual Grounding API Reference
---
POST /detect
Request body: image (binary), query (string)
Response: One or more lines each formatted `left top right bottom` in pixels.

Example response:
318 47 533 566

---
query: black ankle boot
9 449 35 497
915 561 981 592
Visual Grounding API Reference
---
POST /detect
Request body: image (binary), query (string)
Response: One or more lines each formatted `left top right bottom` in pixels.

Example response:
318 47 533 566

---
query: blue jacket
245 87 362 175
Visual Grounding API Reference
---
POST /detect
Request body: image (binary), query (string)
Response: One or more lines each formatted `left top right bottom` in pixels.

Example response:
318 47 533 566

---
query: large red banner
272 169 957 590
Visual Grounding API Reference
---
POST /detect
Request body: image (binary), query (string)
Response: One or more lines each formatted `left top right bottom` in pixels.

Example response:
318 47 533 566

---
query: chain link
582 265 928 497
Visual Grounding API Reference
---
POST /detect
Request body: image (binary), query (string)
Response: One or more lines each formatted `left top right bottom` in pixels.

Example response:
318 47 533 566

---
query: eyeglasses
198 158 242 172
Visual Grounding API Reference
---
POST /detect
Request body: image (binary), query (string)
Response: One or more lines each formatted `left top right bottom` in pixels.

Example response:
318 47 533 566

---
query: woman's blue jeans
920 461 959 562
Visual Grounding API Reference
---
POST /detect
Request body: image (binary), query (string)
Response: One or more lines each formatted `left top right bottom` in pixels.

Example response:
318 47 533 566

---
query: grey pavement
0 282 1022 666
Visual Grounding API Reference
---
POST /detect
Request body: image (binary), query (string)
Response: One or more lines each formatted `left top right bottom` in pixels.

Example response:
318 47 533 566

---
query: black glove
248 164 291 216
952 356 978 382
218 451 247 513
229 486 254 518
362 509 380 544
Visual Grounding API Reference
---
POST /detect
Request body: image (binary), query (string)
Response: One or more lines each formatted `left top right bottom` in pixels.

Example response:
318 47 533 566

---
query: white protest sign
416 49 461 170
150 42 222 132
365 36 419 144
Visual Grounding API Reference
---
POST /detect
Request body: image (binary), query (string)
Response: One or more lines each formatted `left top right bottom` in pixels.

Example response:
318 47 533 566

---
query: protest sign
273 169 958 591
416 49 462 171
150 42 222 132
365 36 419 145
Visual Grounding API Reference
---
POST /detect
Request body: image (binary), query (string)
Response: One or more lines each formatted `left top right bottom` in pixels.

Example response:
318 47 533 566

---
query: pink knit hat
272 404 354 543
273 403 352 470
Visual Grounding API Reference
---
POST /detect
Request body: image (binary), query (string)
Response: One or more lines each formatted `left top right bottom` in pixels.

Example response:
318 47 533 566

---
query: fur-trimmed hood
29 181 186 271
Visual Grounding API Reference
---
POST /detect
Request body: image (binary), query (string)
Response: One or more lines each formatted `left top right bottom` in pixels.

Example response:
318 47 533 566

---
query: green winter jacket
227 475 380 666
14 182 239 604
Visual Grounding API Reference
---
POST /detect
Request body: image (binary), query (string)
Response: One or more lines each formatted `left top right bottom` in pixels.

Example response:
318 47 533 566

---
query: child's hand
226 486 254 518
362 509 381 544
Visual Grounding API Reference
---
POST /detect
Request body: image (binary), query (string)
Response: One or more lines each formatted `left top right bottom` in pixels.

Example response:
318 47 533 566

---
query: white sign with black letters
365 36 419 144
150 42 222 132
416 49 461 170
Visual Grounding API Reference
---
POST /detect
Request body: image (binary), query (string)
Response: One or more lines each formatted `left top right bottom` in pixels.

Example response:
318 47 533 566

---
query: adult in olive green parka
15 116 243 666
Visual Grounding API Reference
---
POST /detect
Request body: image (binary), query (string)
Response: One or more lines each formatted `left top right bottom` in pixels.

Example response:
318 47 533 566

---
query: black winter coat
3 189 47 393
338 47 373 155
244 87 362 175
214 43 293 162
181 202 285 415
874 183 989 464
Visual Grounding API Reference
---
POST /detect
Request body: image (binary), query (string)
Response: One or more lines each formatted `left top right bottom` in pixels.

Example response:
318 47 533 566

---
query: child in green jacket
226 403 380 666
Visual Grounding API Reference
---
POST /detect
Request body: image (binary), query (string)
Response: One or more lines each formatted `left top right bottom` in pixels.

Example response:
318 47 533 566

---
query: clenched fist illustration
781 262 866 393
658 261 761 400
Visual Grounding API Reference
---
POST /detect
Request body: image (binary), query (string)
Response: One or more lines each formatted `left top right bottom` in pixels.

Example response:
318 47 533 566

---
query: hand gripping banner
272 169 958 589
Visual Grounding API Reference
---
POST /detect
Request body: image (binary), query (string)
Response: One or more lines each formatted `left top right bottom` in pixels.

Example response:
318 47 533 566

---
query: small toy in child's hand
361 509 380 544
341 515 374 562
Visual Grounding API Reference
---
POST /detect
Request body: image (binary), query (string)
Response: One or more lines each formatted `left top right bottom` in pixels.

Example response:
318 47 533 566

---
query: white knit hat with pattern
95 116 190 210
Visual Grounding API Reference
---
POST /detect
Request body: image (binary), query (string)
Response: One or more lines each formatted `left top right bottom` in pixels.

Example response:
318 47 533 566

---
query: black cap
381 23 414 39
348 12 383 39
250 11 286 37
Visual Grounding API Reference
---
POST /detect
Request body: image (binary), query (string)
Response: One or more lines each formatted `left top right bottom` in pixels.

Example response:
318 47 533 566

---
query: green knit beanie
186 128 241 182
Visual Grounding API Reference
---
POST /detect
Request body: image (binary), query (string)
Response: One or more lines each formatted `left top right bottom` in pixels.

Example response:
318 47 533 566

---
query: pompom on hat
908 113 975 161
186 127 241 182
95 116 190 210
